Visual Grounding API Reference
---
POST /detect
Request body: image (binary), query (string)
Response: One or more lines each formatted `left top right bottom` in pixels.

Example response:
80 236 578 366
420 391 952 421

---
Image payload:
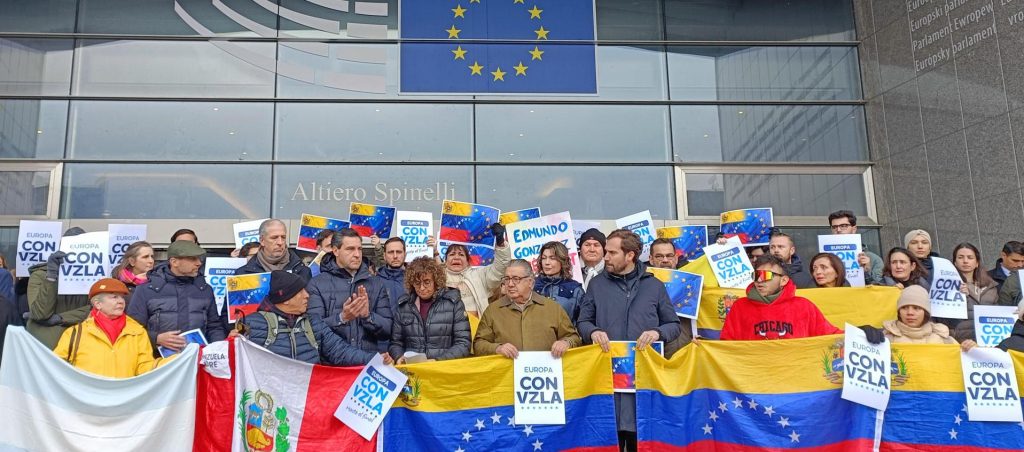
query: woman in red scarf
53 278 167 378
111 241 155 293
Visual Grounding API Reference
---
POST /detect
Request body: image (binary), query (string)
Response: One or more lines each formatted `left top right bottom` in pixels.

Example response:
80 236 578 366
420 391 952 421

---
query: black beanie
267 270 306 304
577 228 606 249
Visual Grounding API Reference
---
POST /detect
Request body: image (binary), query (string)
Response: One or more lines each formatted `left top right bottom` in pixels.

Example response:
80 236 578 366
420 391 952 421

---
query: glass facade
0 0 873 251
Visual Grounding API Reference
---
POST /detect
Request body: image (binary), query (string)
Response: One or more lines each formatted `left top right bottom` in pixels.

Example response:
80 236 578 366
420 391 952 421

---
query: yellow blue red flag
720 208 774 246
499 207 542 226
297 213 350 252
657 226 709 261
226 272 270 322
349 203 396 238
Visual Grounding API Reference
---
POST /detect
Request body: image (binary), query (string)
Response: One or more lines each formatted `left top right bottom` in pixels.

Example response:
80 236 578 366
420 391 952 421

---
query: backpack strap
298 317 318 350
260 311 280 348
65 322 84 365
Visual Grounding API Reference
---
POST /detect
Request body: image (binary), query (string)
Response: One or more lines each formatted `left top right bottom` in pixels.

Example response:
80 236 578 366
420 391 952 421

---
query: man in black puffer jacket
128 241 226 353
235 219 312 283
240 271 376 365
306 228 393 357
389 257 471 362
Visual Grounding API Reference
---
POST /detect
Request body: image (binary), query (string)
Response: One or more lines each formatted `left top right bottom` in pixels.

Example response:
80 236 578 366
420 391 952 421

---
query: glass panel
0 39 73 96
278 0 397 38
275 103 472 161
68 101 273 161
476 166 675 219
77 0 274 36
668 46 861 101
476 105 670 162
665 0 855 42
0 0 77 33
0 171 50 216
273 165 473 218
685 172 867 217
278 44 663 100
671 105 868 162
74 40 277 98
0 100 68 159
61 164 271 219
596 0 663 40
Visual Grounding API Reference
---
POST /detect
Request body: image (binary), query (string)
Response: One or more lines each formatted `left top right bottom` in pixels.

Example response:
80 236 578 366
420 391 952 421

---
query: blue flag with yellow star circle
400 0 597 94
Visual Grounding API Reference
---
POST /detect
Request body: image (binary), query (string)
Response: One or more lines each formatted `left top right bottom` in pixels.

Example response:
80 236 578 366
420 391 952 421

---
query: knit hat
88 278 129 299
896 285 931 315
267 270 306 304
167 240 206 258
903 229 931 248
63 227 86 237
578 228 606 249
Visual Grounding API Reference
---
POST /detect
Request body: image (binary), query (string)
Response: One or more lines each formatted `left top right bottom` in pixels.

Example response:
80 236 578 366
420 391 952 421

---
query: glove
42 314 63 327
45 251 67 282
859 325 885 345
490 223 506 247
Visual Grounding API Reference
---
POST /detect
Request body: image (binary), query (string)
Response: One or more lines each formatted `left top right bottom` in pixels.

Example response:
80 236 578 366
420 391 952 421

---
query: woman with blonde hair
111 241 156 294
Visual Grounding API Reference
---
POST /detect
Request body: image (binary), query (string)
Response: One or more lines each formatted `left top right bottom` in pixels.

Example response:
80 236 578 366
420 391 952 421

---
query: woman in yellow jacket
54 278 168 378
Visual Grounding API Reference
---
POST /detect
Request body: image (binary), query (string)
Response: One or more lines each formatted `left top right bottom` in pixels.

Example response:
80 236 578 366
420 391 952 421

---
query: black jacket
784 255 815 289
306 258 393 355
990 260 1010 290
241 305 374 366
127 264 227 348
388 289 471 361
235 250 313 283
998 320 1024 353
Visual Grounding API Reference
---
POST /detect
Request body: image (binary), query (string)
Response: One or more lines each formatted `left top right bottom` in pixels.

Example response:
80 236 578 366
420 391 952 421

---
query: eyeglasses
412 279 434 288
830 223 854 231
752 269 779 282
500 276 530 285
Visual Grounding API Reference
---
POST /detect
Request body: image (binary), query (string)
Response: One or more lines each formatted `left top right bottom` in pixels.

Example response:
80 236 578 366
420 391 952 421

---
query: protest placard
507 211 582 283
974 306 1018 347
396 211 434 261
841 323 891 411
439 200 500 266
233 219 267 249
648 267 703 319
349 203 397 238
656 225 708 261
720 208 774 246
296 214 350 252
58 231 109 295
205 257 248 316
929 257 968 319
16 220 63 276
961 347 1023 422
616 211 655 262
107 224 147 275
500 207 541 226
702 242 753 289
513 352 566 425
335 353 408 440
226 272 270 323
817 234 865 287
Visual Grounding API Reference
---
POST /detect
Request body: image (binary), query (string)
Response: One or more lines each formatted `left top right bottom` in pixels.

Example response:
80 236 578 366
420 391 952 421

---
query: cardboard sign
840 323 891 411
616 211 656 262
974 305 1018 347
335 353 408 440
929 257 968 319
226 272 270 323
297 214 350 252
233 219 267 250
205 257 248 316
702 242 753 289
500 207 541 226
719 208 774 246
960 347 1023 422
395 211 434 262
349 203 397 238
817 234 865 287
656 225 708 261
513 351 566 425
58 231 109 295
107 224 147 275
439 200 500 266
610 341 663 393
648 267 703 319
507 211 583 283
16 220 63 276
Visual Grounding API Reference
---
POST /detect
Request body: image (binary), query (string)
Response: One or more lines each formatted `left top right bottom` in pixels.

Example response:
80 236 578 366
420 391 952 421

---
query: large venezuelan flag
880 344 1024 451
381 345 618 452
682 256 898 339
297 213 350 252
349 203 396 238
636 335 879 451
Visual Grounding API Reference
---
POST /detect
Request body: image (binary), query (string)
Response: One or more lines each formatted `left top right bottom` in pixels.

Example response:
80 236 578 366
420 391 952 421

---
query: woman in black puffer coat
389 257 471 362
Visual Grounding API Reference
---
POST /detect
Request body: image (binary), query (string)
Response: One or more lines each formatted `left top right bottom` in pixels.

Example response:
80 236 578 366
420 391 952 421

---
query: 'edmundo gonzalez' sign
507 211 583 283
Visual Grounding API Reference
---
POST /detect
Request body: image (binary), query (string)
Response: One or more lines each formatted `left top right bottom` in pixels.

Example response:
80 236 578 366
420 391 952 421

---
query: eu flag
400 0 597 94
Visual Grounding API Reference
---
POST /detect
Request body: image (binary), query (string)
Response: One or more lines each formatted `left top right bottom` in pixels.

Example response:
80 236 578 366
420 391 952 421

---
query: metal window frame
0 162 62 224
675 164 877 227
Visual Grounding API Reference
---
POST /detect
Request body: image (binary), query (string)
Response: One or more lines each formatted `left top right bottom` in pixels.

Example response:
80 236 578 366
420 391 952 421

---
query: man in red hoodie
721 255 842 340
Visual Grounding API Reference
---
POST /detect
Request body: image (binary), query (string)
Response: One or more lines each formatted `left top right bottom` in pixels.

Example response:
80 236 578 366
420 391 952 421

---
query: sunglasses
752 269 780 282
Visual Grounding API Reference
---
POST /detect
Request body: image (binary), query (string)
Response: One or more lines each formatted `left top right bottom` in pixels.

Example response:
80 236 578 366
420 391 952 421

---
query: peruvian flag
194 338 376 452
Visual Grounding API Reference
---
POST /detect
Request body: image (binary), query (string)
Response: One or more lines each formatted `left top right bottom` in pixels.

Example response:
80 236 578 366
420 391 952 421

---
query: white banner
335 353 407 440
107 224 147 275
232 219 267 249
702 242 753 288
513 351 566 425
58 231 109 295
615 211 655 262
974 305 1018 347
395 211 434 262
205 257 248 316
817 234 865 287
840 323 891 411
929 257 968 319
961 347 1023 422
15 220 63 276
508 212 583 283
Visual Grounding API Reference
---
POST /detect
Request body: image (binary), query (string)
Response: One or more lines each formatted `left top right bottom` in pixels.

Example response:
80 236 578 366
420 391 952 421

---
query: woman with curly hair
388 257 471 363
